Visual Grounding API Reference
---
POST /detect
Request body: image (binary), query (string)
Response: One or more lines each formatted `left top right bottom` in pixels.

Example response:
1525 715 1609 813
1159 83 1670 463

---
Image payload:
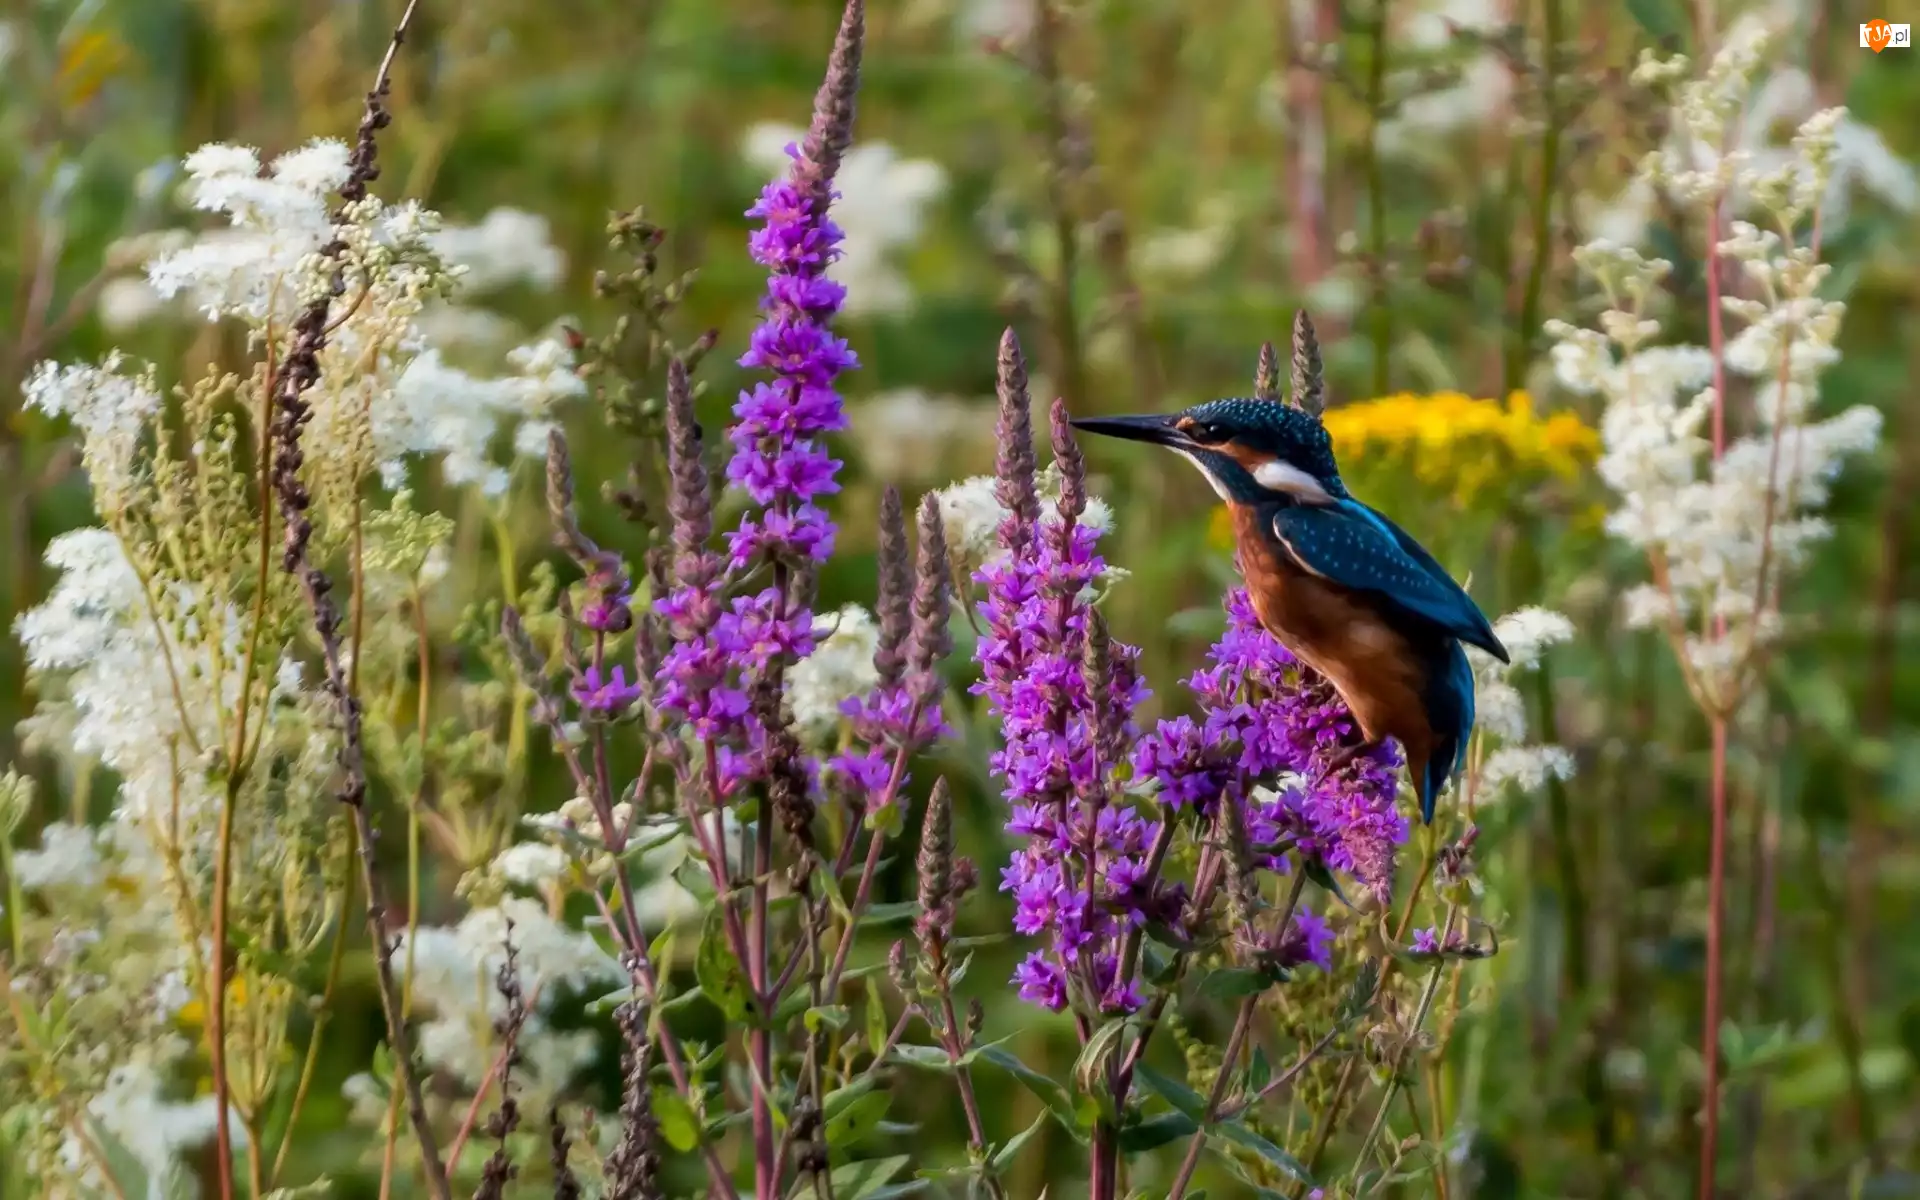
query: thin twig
263 5 450 1195
1166 997 1261 1200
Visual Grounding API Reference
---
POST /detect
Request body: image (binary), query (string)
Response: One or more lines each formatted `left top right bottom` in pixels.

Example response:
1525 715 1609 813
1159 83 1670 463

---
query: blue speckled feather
1269 500 1507 662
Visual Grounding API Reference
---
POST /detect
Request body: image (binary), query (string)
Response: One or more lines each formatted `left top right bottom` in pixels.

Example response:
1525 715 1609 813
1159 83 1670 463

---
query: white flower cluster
1546 46 1883 709
742 122 947 316
788 604 883 739
847 389 994 483
934 467 1117 566
389 897 619 1101
15 529 241 824
71 139 584 500
21 354 162 512
1466 607 1578 800
1586 18 1916 243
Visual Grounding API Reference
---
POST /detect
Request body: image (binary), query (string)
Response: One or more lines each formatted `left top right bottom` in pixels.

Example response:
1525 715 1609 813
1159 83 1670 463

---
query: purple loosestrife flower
822 492 954 811
975 338 1158 1015
1135 586 1409 900
657 1 869 797
725 1 863 575
572 666 644 716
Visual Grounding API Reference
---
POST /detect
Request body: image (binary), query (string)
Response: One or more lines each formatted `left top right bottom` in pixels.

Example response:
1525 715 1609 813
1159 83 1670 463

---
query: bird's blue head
1071 397 1347 508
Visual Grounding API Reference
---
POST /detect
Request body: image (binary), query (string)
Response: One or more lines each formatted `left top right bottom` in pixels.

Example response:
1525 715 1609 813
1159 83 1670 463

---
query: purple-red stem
1699 194 1731 1200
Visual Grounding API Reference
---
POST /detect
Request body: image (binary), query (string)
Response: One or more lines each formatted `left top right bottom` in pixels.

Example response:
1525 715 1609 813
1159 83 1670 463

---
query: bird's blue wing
1270 499 1508 662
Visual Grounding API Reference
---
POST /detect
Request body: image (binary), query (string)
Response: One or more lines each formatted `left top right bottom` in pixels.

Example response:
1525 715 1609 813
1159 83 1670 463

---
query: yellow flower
1321 391 1599 506
1200 391 1598 548
175 972 248 1030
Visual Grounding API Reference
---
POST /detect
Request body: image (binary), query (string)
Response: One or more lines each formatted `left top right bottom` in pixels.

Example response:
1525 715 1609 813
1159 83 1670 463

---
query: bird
1070 312 1508 823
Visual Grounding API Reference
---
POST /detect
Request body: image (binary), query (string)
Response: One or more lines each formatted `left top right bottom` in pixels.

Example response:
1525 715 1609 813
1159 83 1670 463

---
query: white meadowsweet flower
147 140 349 321
933 470 1120 594
23 354 163 511
1491 607 1576 672
382 336 586 494
1480 746 1577 795
788 605 882 740
849 390 989 483
743 123 947 315
1473 679 1528 745
430 207 568 292
11 823 105 893
934 475 1006 562
491 841 569 890
96 276 169 331
395 897 619 1098
77 1059 227 1190
1463 606 1578 804
1550 37 1882 711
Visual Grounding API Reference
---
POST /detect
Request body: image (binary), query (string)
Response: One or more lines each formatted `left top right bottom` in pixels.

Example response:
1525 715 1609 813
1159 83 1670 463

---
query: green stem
269 823 357 1188
1351 906 1459 1182
1507 0 1567 392
1362 0 1391 397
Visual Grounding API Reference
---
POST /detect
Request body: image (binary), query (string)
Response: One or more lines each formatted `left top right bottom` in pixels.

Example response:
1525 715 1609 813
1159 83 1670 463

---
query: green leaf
1214 1120 1317 1186
1248 1045 1272 1094
1135 1064 1208 1121
865 976 890 1056
695 906 754 1024
889 1043 955 1071
1117 1111 1199 1153
826 1091 891 1148
805 1005 852 1034
976 1045 1086 1140
648 924 677 971
1624 0 1685 43
651 1087 700 1153
992 1111 1052 1171
1302 859 1349 907
1197 967 1276 1000
863 901 920 925
825 1155 914 1199
824 1076 879 1121
1072 1019 1130 1106
672 856 717 901
1143 941 1179 986
864 799 904 835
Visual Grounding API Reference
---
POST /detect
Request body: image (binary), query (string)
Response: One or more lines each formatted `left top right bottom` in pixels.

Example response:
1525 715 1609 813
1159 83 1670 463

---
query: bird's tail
1418 642 1478 823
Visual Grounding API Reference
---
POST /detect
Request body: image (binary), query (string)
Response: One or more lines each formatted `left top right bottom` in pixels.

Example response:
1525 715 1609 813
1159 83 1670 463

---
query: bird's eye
1188 422 1226 444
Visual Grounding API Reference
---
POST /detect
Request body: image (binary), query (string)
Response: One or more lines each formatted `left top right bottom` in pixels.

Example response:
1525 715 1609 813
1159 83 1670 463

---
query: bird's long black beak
1068 413 1187 448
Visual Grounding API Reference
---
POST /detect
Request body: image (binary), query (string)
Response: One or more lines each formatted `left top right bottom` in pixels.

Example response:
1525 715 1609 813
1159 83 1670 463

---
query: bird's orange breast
1228 505 1436 769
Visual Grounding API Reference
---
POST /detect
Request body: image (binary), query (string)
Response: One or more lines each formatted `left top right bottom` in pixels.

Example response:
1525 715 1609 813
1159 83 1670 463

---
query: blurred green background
3 0 1918 1195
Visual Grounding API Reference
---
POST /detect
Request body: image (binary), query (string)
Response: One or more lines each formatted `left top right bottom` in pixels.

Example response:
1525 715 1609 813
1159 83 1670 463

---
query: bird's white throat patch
1174 449 1234 501
1252 457 1334 504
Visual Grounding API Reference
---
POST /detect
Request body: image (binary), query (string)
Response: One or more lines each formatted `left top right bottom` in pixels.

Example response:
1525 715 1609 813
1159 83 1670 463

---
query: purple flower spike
728 0 864 572
975 337 1165 1013
572 665 644 715
1144 587 1408 900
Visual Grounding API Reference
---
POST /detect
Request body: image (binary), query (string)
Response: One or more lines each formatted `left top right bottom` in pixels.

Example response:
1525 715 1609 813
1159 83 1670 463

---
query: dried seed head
663 358 713 575
907 493 953 703
605 1001 664 1199
993 328 1039 547
914 778 956 958
1082 609 1125 767
546 428 602 569
1049 395 1086 523
1291 310 1325 416
792 0 865 211
873 486 912 688
1255 339 1282 402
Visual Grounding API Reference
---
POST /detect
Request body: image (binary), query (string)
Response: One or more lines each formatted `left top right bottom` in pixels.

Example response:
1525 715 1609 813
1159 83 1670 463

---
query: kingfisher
1071 312 1508 822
